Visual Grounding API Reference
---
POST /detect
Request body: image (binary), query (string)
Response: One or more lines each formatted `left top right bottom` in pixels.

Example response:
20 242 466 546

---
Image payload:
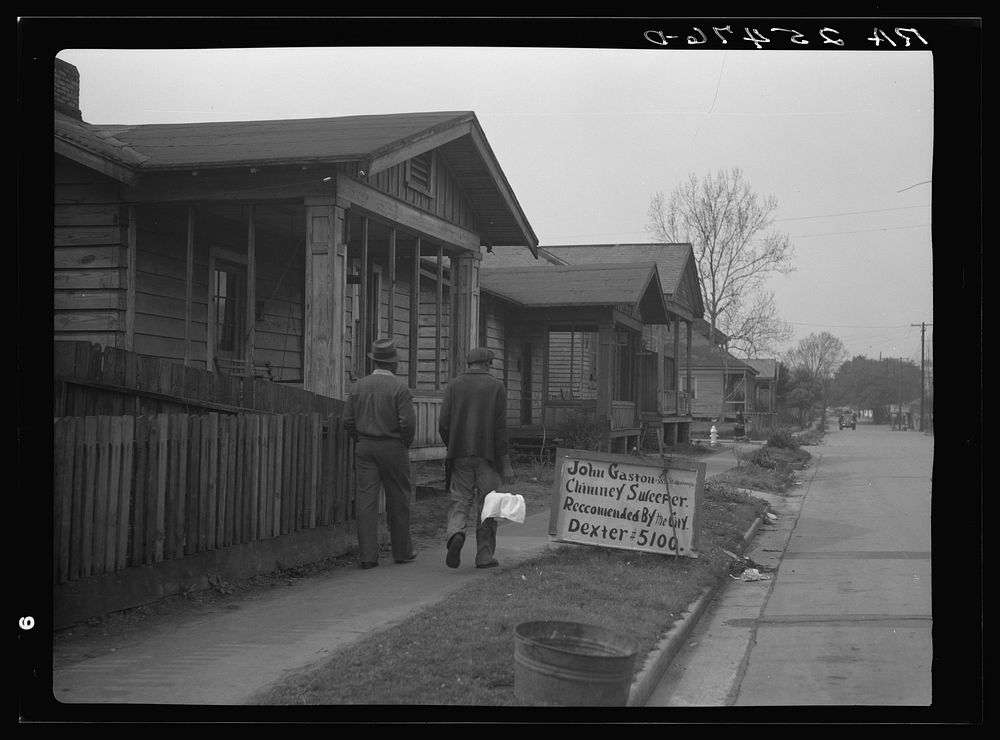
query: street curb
626 513 765 707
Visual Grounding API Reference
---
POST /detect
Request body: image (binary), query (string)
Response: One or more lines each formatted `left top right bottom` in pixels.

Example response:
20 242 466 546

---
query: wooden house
54 58 538 452
680 320 759 422
746 358 779 413
479 243 705 450
50 58 545 621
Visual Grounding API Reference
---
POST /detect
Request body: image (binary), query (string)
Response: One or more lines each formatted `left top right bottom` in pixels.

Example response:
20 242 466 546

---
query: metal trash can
513 621 639 706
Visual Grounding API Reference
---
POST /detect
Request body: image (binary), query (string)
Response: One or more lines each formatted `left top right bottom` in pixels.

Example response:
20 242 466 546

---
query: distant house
679 320 759 421
746 358 779 413
481 243 705 449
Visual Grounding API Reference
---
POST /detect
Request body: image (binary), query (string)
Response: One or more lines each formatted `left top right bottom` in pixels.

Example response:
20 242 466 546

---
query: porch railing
411 394 444 447
610 401 636 431
661 389 690 416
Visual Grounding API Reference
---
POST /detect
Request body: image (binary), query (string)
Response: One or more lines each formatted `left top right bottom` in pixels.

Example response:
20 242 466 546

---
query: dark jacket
439 367 509 466
343 369 416 447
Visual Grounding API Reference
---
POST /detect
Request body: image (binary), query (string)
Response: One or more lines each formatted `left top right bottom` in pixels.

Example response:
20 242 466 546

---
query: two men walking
345 340 516 571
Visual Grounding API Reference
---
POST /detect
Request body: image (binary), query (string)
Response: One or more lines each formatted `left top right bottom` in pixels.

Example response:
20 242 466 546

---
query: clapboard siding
689 371 724 418
368 155 480 234
54 160 129 347
548 330 598 400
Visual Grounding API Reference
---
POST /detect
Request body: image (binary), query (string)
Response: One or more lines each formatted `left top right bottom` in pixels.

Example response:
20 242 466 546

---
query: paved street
647 423 933 707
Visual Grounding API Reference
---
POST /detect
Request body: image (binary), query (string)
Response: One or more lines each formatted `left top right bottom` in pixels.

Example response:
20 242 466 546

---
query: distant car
838 412 857 430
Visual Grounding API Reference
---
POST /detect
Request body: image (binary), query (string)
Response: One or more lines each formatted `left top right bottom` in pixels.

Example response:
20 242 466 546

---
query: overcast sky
55 44 935 363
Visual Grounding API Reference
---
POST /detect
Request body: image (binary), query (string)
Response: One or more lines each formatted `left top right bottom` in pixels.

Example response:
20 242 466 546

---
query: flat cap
467 347 494 364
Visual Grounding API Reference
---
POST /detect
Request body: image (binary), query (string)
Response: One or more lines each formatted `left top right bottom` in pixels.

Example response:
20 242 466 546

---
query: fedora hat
368 338 401 363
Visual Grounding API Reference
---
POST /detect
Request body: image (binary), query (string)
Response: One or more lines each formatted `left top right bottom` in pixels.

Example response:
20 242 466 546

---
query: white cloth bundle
480 490 526 523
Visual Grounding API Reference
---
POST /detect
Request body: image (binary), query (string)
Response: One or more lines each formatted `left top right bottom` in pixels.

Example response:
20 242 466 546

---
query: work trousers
446 456 499 566
354 438 414 564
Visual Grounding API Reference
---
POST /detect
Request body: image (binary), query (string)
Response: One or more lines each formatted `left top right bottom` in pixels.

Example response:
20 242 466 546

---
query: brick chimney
54 58 82 120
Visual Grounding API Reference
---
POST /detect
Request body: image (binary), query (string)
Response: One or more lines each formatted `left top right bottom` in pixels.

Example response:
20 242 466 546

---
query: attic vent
406 152 435 196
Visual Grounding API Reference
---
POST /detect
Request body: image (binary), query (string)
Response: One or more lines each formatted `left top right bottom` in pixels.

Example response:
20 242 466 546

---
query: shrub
767 427 800 449
560 411 605 451
747 447 778 470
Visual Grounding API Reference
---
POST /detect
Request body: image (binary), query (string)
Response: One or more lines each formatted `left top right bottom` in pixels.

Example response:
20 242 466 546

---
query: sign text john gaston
550 449 706 558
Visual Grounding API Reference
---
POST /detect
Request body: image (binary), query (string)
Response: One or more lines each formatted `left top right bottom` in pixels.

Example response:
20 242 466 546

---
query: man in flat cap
439 347 517 569
344 338 417 570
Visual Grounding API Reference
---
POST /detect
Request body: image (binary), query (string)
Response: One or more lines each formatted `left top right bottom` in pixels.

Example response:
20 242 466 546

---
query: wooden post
245 207 257 405
185 207 194 366
673 317 681 410
450 251 479 378
304 198 346 399
125 206 137 352
388 227 396 344
409 238 421 388
685 320 693 416
597 319 612 447
358 217 369 378
436 246 443 389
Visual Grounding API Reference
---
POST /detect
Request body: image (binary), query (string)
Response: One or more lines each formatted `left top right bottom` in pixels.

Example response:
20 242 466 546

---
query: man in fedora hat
439 347 517 569
344 338 417 569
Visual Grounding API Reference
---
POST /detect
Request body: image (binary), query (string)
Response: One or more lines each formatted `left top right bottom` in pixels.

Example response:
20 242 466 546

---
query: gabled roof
480 262 670 324
66 111 473 171
482 242 703 320
746 358 778 379
55 108 537 251
692 318 729 346
681 343 758 373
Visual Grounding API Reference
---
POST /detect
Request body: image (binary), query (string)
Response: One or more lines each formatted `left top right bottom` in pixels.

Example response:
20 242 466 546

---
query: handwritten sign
548 448 705 558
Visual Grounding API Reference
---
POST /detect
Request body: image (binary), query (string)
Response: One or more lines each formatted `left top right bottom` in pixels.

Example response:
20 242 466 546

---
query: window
681 375 698 400
406 152 435 196
213 263 245 354
547 328 598 400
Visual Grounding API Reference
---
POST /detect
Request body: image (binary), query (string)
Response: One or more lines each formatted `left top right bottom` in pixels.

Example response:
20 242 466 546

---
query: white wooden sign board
548 448 705 558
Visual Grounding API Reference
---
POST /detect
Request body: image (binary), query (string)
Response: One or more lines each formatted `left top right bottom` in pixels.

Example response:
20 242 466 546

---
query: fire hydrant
710 425 718 447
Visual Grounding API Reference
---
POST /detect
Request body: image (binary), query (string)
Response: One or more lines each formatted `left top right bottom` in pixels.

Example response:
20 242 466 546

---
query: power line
789 223 929 239
787 321 914 329
775 204 929 222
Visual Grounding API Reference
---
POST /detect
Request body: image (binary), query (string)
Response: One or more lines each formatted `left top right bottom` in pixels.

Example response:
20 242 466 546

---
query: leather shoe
359 561 379 570
394 554 417 564
476 559 499 569
446 533 465 569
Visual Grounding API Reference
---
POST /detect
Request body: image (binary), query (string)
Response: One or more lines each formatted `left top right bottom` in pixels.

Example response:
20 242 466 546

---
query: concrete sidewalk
50 441 753 708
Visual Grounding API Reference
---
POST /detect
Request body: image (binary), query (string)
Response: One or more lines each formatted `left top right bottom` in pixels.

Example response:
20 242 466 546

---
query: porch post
409 237 421 388
245 206 256 366
357 217 369 379
125 206 137 352
673 316 681 401
304 197 346 399
450 251 480 378
387 227 396 345
435 246 443 390
685 320 693 416
596 318 612 446
184 206 194 365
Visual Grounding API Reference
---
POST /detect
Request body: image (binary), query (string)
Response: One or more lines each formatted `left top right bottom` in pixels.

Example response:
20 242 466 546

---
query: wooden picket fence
52 411 355 585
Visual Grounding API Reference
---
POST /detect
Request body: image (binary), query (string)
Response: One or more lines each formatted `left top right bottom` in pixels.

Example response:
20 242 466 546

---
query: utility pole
911 322 933 432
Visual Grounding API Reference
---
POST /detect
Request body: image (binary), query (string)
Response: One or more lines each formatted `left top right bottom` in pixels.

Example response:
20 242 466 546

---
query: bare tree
783 331 848 410
723 288 794 358
647 168 795 356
